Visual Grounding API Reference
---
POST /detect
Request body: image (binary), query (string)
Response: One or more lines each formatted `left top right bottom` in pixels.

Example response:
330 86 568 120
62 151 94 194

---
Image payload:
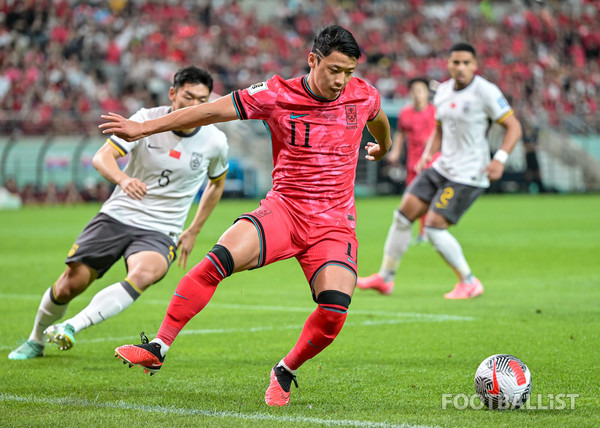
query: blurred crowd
2 176 113 205
0 0 598 137
0 0 599 204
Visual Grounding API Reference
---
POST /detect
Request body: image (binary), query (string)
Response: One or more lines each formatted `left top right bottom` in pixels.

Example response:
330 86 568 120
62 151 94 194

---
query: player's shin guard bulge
284 290 351 370
265 290 351 406
157 244 234 345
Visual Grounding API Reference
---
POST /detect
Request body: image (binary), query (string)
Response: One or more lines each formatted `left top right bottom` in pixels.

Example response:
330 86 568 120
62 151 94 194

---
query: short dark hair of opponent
449 42 476 57
173 66 214 93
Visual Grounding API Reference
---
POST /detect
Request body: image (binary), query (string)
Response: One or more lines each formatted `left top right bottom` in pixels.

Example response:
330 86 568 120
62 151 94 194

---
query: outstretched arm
99 95 239 142
364 109 393 161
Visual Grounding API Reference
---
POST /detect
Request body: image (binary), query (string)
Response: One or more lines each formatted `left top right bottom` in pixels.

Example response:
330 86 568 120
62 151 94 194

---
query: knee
126 266 165 290
316 290 351 335
317 289 351 310
423 211 449 229
54 265 93 302
393 210 413 230
188 244 234 283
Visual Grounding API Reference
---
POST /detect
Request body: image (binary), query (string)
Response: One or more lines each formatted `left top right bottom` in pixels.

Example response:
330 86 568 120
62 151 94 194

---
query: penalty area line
0 393 436 428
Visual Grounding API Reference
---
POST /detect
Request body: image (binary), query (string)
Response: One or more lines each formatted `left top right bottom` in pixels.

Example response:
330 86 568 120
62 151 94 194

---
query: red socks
156 255 225 345
283 304 348 371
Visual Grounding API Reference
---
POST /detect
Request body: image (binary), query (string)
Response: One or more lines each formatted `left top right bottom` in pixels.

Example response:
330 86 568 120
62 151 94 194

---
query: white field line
1 293 472 350
1 316 471 350
0 393 437 428
1 293 473 321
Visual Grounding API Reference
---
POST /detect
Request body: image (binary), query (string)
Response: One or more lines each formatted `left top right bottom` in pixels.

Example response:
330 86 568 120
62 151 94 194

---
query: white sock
150 338 170 358
425 227 474 282
379 210 413 283
28 287 68 344
279 358 296 375
66 281 140 333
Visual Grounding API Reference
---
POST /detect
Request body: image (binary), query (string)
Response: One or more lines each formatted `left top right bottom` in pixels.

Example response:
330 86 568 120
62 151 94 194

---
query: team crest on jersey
463 102 470 114
190 152 203 170
248 81 268 95
345 105 357 126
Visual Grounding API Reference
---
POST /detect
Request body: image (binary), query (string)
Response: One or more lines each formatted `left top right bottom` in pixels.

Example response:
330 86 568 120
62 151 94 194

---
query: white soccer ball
474 354 532 410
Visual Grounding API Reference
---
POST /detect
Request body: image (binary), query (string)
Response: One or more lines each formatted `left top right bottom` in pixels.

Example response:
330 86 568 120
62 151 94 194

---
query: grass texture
1 194 599 427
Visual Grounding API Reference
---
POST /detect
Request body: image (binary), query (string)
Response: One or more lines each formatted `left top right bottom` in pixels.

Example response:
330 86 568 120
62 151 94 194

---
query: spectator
0 0 597 138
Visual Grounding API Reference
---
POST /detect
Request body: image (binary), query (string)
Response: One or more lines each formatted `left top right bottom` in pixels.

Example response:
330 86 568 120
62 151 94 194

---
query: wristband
493 149 509 164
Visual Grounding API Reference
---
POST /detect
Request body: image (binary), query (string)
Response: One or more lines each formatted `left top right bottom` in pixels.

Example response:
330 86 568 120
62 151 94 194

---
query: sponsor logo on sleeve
497 96 509 109
248 81 268 95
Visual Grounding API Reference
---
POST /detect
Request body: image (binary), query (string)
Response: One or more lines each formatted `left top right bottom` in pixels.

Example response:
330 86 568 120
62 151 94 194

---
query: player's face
447 51 477 89
410 81 429 108
307 50 357 100
169 82 211 111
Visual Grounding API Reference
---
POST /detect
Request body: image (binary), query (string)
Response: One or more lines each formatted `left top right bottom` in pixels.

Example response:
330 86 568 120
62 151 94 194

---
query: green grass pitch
1 194 599 427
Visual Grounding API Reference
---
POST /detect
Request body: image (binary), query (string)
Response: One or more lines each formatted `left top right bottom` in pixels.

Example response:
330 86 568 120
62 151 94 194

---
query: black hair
449 42 476 57
173 66 213 93
311 25 361 61
408 77 430 88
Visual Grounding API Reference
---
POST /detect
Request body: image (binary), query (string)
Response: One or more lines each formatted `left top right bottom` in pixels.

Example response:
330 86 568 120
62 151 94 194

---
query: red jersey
397 103 436 171
232 74 381 224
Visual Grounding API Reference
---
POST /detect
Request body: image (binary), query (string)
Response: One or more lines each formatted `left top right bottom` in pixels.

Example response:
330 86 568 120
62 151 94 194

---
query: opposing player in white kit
358 42 522 299
8 66 229 359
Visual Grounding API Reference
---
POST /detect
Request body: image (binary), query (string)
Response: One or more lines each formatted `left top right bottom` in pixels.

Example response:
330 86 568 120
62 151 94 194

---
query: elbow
91 153 102 172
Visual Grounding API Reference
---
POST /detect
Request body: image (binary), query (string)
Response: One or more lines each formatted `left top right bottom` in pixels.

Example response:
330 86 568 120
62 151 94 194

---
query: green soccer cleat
44 322 76 351
8 340 44 360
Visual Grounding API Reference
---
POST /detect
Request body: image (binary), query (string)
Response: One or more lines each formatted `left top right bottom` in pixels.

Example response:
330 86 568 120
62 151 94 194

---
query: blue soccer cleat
44 322 76 350
8 340 44 360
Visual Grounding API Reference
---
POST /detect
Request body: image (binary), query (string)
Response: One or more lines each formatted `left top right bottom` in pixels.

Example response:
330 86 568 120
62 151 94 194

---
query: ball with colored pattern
474 354 532 410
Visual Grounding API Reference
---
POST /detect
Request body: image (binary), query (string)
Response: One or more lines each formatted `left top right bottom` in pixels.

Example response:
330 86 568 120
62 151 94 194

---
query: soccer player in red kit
389 78 437 243
357 78 436 294
392 78 436 186
100 25 392 406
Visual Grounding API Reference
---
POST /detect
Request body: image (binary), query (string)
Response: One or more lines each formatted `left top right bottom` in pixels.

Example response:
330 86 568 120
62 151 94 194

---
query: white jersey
432 75 513 188
101 106 229 241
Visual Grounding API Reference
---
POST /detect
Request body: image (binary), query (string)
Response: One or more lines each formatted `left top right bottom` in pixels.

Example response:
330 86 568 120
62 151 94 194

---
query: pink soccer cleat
265 365 298 407
356 273 394 295
444 278 484 299
114 333 164 376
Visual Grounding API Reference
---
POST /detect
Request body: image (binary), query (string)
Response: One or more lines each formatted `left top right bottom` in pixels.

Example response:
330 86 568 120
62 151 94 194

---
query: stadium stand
1 0 599 202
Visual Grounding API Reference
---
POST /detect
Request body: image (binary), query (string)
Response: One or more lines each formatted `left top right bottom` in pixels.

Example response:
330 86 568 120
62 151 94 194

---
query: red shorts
236 192 358 297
